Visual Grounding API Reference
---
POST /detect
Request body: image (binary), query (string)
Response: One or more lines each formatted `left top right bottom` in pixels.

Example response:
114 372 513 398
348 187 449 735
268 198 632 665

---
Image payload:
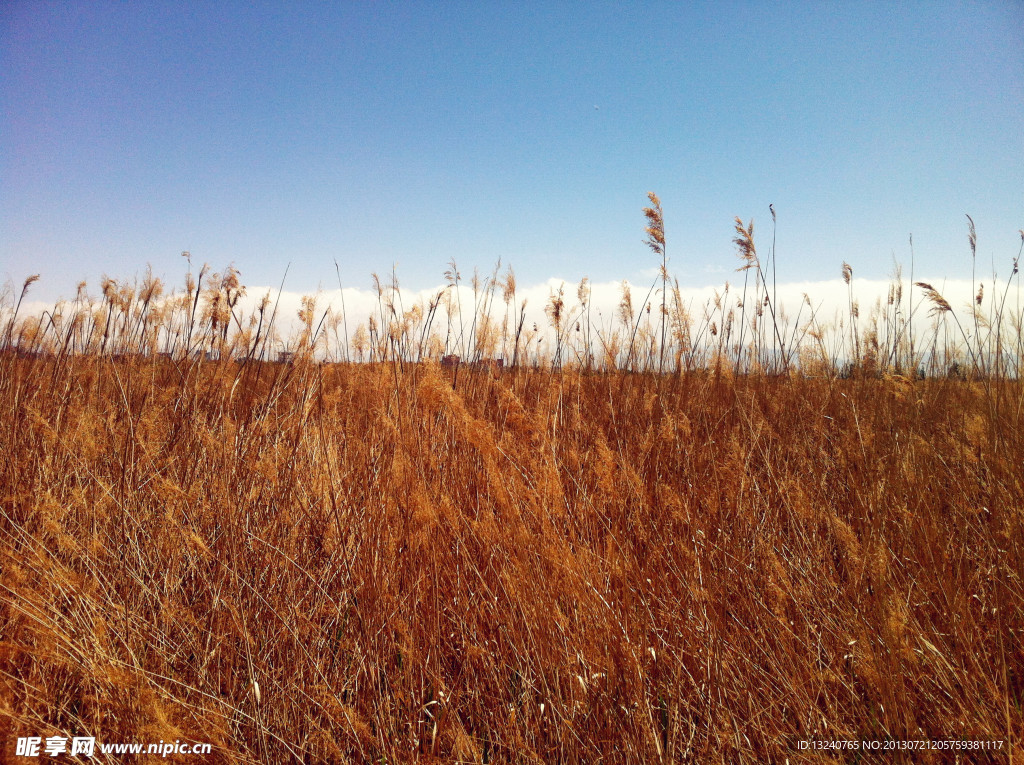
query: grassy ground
2 354 1021 762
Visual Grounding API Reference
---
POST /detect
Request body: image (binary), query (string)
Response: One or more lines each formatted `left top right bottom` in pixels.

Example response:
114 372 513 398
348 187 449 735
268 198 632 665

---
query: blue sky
2 1 1022 304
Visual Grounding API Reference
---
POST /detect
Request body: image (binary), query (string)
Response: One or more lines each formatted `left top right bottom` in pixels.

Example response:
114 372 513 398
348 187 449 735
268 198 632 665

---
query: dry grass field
2 212 1022 762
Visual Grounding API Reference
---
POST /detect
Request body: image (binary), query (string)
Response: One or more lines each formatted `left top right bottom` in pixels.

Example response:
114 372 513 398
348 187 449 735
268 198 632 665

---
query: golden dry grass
3 207 1022 761
2 352 1021 763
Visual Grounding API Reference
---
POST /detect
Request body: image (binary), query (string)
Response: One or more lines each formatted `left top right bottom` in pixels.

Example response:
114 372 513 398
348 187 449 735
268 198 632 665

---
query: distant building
471 358 504 371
